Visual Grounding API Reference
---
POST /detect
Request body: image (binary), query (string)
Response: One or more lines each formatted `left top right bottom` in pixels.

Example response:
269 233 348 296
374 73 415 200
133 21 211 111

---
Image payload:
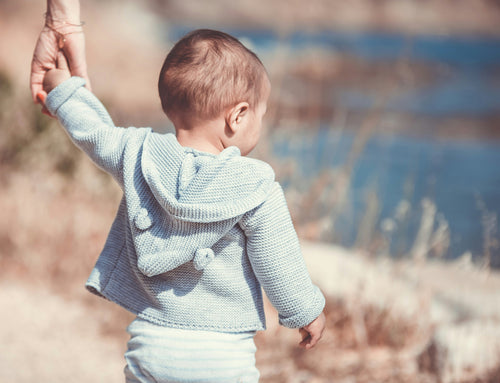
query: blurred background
1 0 500 382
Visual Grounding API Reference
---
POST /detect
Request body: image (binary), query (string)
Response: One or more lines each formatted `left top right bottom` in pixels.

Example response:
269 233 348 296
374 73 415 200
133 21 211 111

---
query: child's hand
36 52 71 117
299 311 326 349
43 51 71 94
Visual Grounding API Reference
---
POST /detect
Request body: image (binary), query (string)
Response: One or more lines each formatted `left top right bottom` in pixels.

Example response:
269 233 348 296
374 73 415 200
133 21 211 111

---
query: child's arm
37 53 132 185
239 183 326 348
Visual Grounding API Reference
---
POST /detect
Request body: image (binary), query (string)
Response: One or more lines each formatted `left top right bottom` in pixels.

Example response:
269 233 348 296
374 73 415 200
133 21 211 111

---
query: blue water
273 132 500 263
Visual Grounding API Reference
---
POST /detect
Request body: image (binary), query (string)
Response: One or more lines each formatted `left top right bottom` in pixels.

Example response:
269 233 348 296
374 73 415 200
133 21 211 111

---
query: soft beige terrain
1 240 499 382
0 281 126 383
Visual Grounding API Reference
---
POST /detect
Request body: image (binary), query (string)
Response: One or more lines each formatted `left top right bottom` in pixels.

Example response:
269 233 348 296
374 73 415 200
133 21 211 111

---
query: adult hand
31 20 91 103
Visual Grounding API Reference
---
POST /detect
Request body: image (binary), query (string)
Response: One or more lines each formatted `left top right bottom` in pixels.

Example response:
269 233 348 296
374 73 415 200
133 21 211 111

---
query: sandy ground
0 281 126 383
1 241 499 382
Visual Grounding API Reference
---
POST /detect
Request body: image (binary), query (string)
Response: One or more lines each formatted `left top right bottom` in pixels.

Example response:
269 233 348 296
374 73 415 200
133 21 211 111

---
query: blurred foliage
0 69 83 179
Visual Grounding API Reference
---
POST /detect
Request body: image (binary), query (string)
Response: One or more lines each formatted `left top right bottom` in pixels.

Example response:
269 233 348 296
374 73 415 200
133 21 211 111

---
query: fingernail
36 92 46 103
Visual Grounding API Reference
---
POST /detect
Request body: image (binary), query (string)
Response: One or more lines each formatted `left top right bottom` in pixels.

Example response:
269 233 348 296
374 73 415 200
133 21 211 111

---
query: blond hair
158 29 267 121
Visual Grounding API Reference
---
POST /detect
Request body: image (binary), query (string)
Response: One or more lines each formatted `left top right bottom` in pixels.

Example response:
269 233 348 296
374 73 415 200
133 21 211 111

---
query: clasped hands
36 52 72 115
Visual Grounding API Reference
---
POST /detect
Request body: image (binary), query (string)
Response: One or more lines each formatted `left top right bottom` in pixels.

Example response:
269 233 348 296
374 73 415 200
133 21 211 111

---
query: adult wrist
43 4 85 49
44 13 85 34
46 0 81 25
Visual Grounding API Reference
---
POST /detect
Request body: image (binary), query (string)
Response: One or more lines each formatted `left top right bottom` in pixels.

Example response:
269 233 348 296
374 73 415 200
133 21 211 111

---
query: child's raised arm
37 55 136 187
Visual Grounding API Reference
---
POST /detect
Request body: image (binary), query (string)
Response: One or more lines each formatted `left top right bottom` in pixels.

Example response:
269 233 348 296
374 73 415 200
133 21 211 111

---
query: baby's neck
176 133 223 154
174 126 223 155
172 113 228 154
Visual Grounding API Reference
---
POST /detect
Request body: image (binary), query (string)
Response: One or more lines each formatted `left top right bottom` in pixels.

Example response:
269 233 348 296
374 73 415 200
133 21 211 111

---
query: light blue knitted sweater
45 77 325 332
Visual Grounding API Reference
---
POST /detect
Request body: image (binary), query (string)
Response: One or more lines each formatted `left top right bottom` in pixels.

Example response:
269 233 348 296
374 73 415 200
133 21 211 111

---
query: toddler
39 29 326 383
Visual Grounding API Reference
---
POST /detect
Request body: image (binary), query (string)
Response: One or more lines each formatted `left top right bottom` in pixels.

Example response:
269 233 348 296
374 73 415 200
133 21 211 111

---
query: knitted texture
45 77 326 332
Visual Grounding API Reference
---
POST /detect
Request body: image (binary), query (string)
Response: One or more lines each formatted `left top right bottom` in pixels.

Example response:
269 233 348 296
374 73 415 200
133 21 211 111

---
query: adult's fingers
30 31 58 102
56 51 69 70
36 91 54 117
36 91 47 105
63 33 91 90
31 67 44 103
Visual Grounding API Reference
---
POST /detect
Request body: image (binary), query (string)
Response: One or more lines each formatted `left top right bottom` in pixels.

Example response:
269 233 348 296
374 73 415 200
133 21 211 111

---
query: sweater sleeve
239 182 325 328
45 76 131 185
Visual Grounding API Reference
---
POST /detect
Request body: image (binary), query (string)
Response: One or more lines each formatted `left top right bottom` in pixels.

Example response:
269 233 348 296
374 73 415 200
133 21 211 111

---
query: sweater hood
133 133 275 275
141 133 275 223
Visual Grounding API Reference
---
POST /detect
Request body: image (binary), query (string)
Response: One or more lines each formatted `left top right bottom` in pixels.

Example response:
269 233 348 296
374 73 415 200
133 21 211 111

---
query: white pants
124 317 260 383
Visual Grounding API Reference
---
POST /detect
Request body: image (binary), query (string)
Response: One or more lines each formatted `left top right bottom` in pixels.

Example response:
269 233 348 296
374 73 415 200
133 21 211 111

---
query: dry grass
255 295 432 383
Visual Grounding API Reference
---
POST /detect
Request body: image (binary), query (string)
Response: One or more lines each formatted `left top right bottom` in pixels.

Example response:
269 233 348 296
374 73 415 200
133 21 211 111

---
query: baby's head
158 29 270 155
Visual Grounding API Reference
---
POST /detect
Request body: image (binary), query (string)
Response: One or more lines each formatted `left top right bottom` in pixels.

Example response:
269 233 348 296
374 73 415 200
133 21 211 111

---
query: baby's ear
226 102 249 133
